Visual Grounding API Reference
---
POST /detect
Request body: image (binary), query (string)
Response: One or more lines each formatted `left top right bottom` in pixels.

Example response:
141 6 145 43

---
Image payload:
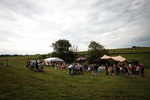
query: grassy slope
78 47 150 55
109 47 150 54
0 47 150 100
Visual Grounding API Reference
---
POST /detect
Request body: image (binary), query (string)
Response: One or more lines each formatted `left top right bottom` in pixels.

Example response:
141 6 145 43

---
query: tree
51 39 71 54
70 44 78 58
50 39 77 62
88 41 109 64
70 44 78 53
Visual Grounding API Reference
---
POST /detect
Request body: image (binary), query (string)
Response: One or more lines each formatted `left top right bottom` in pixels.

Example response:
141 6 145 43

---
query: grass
0 47 150 100
77 47 150 55
109 47 150 54
0 55 150 100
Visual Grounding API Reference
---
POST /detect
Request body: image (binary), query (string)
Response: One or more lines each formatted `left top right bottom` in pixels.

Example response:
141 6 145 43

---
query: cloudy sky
0 0 150 55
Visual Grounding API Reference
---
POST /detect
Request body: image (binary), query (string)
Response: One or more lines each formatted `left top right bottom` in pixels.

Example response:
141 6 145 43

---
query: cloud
0 0 150 54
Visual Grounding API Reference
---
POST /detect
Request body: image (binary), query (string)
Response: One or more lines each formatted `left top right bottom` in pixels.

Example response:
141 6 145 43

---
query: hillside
77 47 150 56
77 47 150 67
108 47 150 54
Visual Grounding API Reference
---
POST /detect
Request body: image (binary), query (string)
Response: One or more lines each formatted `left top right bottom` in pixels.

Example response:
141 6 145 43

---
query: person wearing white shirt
69 64 72 75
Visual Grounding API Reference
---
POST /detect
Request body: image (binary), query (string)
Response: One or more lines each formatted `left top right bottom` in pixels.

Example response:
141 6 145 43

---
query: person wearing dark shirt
140 63 144 77
116 64 120 75
72 63 75 75
131 64 136 78
105 63 109 75
35 60 39 72
124 64 129 78
94 64 98 76
84 63 87 71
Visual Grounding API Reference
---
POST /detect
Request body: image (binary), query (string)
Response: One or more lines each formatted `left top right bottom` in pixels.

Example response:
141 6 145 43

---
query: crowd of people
46 61 65 68
68 63 83 75
104 63 145 78
67 62 145 78
68 63 99 76
25 60 145 78
26 60 45 72
26 60 67 72
0 62 12 66
1 59 145 79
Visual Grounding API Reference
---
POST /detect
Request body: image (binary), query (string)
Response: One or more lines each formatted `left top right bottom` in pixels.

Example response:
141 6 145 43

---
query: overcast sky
0 0 150 55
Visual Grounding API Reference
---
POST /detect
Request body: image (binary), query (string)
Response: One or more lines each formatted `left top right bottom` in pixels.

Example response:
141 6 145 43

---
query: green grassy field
0 55 150 100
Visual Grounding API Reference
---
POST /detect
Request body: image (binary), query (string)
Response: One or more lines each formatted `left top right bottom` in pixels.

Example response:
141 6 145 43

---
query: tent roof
75 56 88 61
99 55 126 62
44 57 64 62
111 55 126 62
100 55 111 60
99 55 115 61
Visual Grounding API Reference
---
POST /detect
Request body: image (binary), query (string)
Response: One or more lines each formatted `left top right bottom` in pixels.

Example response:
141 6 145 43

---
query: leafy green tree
50 39 77 62
51 39 71 54
88 41 109 64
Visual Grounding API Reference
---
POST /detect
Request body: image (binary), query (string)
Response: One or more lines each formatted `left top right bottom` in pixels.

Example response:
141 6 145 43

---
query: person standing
28 61 31 70
79 64 83 74
40 61 44 72
136 64 140 76
113 63 116 75
91 64 94 76
116 64 120 75
74 64 78 75
105 63 109 75
140 63 144 77
72 63 75 75
83 63 87 71
131 63 136 78
94 64 98 76
32 61 35 70
128 63 131 69
68 64 72 75
31 61 33 70
108 66 112 75
124 64 129 78
26 61 28 67
77 64 80 74
52 62 54 67
35 60 39 72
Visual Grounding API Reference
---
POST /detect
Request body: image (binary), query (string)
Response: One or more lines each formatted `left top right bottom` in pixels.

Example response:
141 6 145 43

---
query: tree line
50 39 109 64
0 54 23 57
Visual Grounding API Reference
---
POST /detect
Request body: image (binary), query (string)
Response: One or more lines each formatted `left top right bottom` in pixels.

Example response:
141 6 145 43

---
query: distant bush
132 46 141 48
39 55 46 59
132 46 137 48
130 59 139 65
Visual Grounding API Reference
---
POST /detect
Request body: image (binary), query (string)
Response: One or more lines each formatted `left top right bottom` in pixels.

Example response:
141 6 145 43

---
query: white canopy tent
100 55 126 62
44 57 64 65
99 54 115 62
100 55 112 60
111 55 126 62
